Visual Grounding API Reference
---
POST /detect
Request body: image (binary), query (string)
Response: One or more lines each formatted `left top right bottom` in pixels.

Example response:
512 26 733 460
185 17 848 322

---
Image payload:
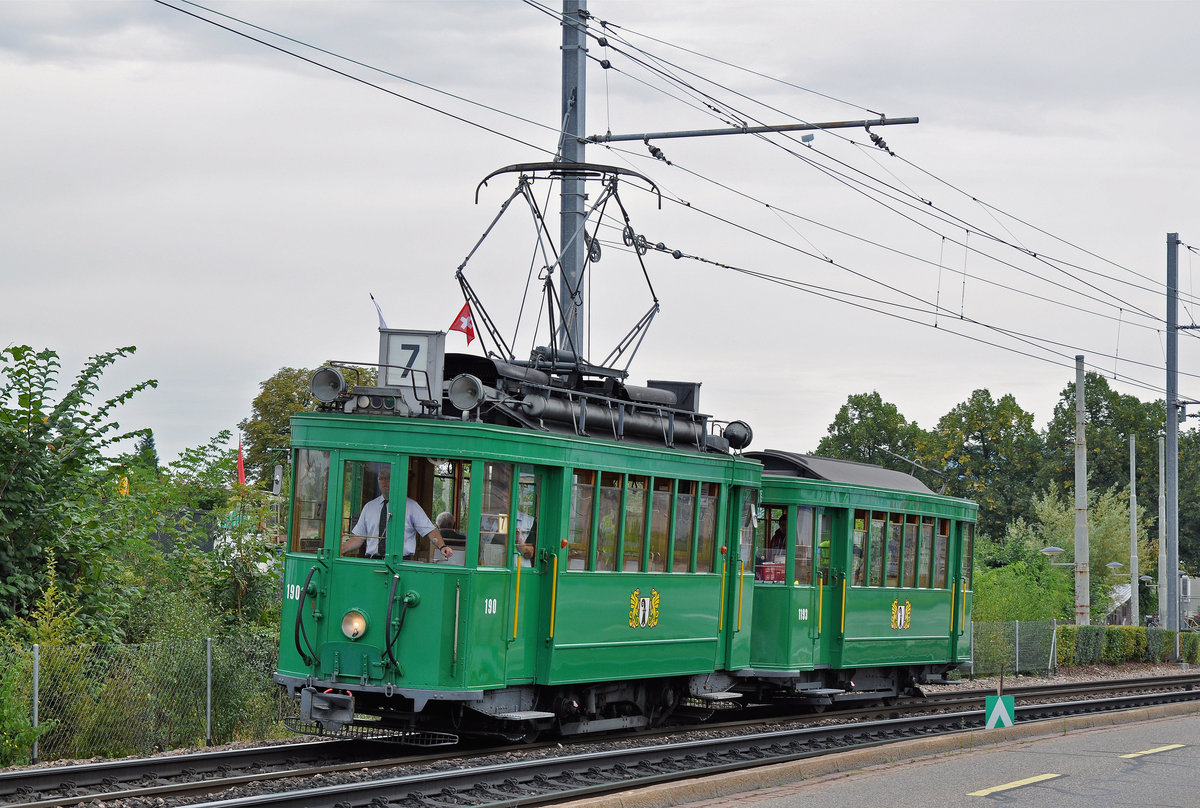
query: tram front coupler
299 686 354 731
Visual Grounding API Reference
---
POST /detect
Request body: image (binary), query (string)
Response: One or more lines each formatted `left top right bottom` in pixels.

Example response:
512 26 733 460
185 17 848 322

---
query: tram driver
341 464 454 561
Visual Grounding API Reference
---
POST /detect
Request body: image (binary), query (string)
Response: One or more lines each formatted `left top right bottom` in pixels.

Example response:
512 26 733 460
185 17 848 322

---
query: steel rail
131 690 1200 808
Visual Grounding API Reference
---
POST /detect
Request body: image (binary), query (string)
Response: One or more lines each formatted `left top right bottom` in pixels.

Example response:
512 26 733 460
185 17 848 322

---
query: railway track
4 674 1198 808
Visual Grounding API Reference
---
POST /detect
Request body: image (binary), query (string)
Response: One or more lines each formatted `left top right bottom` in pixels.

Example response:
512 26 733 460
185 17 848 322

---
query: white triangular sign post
985 695 1015 728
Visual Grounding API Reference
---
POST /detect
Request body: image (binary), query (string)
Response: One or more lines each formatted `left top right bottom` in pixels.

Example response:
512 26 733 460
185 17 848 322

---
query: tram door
810 508 841 666
499 464 543 682
948 522 974 662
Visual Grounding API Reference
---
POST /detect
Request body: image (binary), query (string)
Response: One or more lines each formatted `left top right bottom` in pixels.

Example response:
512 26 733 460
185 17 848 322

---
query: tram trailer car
274 330 976 744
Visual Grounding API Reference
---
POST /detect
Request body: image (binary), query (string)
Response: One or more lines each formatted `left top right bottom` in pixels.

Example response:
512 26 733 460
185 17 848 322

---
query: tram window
673 481 696 572
918 517 934 588
568 470 596 570
623 476 649 571
339 460 393 559
695 482 719 573
886 514 902 587
933 519 950 588
516 466 538 567
794 506 814 586
755 505 786 583
868 512 886 587
817 511 833 581
431 459 469 565
479 462 514 567
648 478 672 571
902 515 919 588
962 522 975 589
290 449 330 554
851 510 867 586
595 472 622 571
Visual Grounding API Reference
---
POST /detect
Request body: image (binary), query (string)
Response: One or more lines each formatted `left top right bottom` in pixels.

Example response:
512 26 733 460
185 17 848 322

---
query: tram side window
673 481 696 572
290 449 330 553
868 512 886 586
623 476 649 571
695 482 719 573
794 506 814 586
339 460 393 559
649 478 672 571
851 510 867 586
568 469 596 570
431 459 470 565
479 462 514 567
886 514 902 587
595 472 622 571
817 511 833 581
918 517 934 588
962 522 975 589
755 505 786 583
902 515 919 588
934 518 950 588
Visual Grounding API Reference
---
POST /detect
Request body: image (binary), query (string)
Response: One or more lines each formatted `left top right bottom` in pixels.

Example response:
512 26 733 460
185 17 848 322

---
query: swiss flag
237 438 246 486
449 301 476 345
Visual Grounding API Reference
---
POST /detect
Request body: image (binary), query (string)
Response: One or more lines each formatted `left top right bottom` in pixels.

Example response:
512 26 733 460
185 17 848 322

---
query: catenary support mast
557 1 588 356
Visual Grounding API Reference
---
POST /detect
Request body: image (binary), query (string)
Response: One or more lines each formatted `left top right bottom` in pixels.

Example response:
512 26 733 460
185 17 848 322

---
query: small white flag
370 293 388 329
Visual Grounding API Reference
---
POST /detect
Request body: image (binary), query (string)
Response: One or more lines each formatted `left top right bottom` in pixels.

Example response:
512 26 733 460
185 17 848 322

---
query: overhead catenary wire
159 0 1197 406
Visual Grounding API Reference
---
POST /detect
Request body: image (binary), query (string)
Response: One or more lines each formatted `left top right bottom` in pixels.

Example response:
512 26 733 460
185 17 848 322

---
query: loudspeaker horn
448 373 486 411
310 367 346 403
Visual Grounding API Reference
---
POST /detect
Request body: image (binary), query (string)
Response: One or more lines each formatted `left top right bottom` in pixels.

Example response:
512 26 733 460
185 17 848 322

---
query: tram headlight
341 610 367 640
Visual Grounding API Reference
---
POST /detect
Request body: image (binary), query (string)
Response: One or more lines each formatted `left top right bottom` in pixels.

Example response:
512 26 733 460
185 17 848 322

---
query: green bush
1120 626 1147 662
1075 625 1104 664
1183 632 1200 664
1101 627 1126 664
1056 625 1077 667
1145 627 1171 662
0 644 52 767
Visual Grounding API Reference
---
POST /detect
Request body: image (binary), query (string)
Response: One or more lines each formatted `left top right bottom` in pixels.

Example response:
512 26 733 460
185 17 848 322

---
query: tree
238 364 377 488
1022 488 1152 623
920 389 1043 540
238 367 315 488
1040 373 1164 503
0 346 156 630
814 392 931 481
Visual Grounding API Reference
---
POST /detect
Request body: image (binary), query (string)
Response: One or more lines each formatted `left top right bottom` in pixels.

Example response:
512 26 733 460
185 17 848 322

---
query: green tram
739 451 977 708
274 329 976 743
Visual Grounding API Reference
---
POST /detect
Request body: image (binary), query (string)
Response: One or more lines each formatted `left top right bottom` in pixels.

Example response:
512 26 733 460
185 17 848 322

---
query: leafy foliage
238 366 316 488
0 346 157 633
920 389 1042 540
814 391 931 477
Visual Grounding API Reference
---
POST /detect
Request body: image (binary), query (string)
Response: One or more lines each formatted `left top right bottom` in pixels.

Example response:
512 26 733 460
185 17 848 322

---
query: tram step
493 710 556 720
801 688 845 697
695 691 743 701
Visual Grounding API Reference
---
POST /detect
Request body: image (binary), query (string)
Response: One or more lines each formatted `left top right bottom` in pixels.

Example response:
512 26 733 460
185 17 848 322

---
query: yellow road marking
1119 743 1185 759
968 773 1061 796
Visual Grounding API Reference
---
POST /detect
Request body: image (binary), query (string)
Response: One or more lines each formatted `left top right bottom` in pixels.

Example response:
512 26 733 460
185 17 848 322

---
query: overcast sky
4 0 1199 465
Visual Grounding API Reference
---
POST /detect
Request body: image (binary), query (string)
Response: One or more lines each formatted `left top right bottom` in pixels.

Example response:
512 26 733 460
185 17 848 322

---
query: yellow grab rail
549 553 559 639
840 578 847 634
950 582 956 633
737 561 745 632
718 553 727 632
816 574 824 638
512 551 522 639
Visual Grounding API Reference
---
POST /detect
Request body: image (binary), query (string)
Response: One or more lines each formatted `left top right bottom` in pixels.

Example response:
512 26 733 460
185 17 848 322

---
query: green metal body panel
277 412 761 697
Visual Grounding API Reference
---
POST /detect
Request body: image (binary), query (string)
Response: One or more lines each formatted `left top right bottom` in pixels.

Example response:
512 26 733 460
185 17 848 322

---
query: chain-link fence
7 636 293 764
964 620 1059 678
